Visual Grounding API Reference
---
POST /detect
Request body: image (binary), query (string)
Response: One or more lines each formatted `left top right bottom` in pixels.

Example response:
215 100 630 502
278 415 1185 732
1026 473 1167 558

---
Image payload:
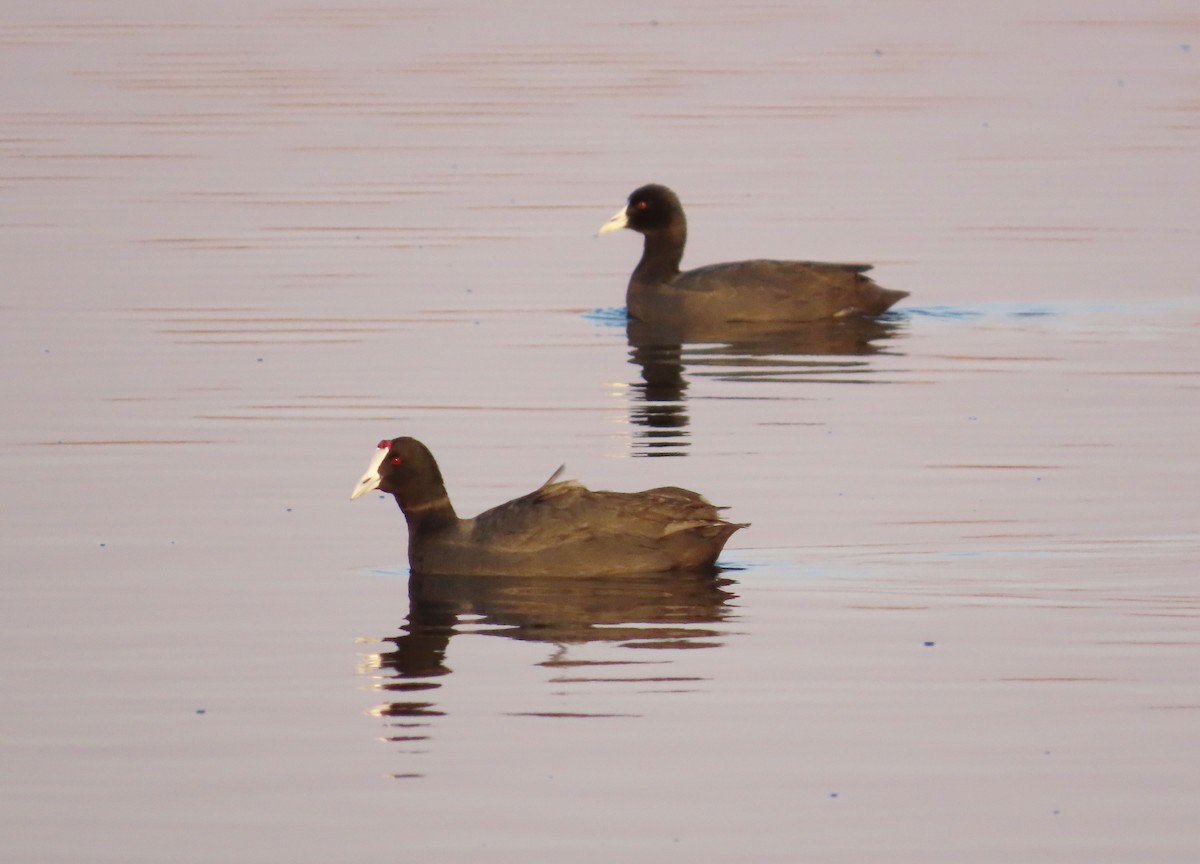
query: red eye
376 439 390 449
634 201 647 211
391 456 402 465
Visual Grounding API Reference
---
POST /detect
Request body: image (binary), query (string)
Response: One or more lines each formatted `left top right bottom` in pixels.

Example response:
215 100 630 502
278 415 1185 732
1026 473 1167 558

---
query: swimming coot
351 436 747 577
599 184 908 324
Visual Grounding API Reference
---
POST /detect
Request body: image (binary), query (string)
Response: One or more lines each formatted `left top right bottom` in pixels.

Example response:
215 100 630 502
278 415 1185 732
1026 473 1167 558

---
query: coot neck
632 221 686 285
393 489 459 537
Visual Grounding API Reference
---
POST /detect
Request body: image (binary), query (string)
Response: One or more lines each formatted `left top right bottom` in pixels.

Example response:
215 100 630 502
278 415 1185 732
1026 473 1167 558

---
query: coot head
350 436 446 502
599 184 686 236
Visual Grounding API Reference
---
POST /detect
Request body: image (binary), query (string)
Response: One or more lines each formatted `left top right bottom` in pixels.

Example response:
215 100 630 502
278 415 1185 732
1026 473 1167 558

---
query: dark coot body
599 184 908 324
352 437 746 577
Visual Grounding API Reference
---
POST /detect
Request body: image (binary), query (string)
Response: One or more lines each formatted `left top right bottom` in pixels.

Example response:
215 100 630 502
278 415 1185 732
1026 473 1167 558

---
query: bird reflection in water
627 314 907 456
361 568 737 774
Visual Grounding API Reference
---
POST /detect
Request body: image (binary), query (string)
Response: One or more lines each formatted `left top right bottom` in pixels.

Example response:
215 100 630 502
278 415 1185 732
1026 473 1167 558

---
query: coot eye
391 457 402 465
634 200 647 211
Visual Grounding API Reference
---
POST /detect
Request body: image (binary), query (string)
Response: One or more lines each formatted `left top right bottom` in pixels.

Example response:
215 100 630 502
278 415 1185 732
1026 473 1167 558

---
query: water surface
2 2 1198 862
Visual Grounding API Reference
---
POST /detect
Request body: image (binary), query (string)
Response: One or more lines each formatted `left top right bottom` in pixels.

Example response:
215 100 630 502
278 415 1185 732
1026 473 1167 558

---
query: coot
352 436 746 577
599 184 908 323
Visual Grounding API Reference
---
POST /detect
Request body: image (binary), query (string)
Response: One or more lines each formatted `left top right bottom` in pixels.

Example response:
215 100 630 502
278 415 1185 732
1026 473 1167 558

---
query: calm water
2 2 1198 862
